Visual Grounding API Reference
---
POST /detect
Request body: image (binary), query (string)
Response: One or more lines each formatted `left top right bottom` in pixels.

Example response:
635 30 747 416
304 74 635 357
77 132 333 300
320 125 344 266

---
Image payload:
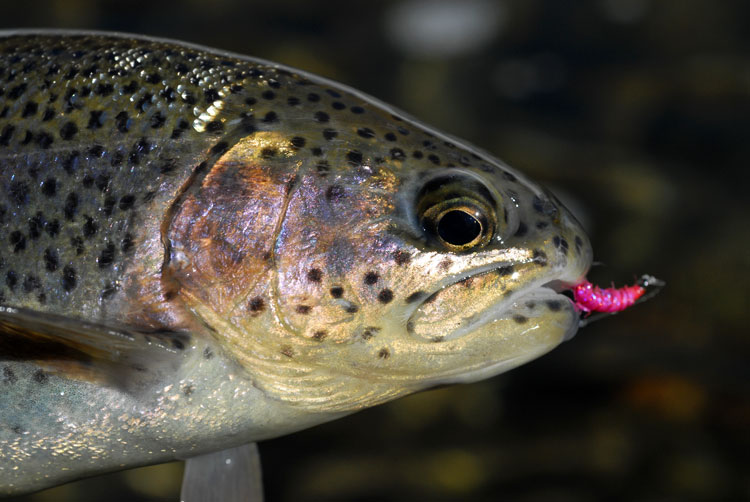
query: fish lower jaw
449 283 576 340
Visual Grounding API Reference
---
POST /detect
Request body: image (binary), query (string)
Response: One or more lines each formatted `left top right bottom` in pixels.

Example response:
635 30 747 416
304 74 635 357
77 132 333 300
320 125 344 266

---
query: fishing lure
573 274 663 316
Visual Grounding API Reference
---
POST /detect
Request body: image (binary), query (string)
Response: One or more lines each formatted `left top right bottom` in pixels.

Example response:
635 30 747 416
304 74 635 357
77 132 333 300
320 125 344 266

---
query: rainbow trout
0 31 592 499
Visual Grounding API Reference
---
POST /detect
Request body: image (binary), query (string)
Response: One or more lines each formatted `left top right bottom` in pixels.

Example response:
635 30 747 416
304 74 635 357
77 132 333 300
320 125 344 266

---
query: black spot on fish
63 192 78 220
322 128 337 140
575 236 583 254
71 236 84 255
87 110 104 129
23 275 40 293
287 96 300 106
22 101 38 118
248 297 265 315
262 111 278 123
378 348 390 359
326 185 345 202
115 111 130 133
183 384 195 396
346 150 363 166
6 271 18 290
393 250 411 266
513 315 528 324
344 304 359 314
2 367 18 385
261 147 276 158
413 150 423 159
378 289 394 304
330 286 344 298
307 92 320 102
532 195 557 217
101 283 117 300
119 194 135 211
428 154 440 165
362 327 381 340
98 244 115 268
94 83 114 96
307 268 322 283
42 107 55 121
351 105 365 114
8 181 29 206
390 148 405 161
203 347 214 360
357 127 375 139
331 101 345 110
33 370 48 384
497 265 513 276
384 132 397 142
312 330 327 341
296 305 312 314
204 88 220 102
45 220 60 237
28 214 43 239
314 111 329 122
290 136 306 148
8 83 27 100
9 231 25 252
62 266 77 291
41 177 57 197
280 346 294 358
533 250 547 266
205 120 223 133
44 248 59 272
545 300 562 311
121 233 135 254
536 221 549 230
364 272 379 285
514 222 528 237
0 125 14 146
150 112 166 129
82 216 98 238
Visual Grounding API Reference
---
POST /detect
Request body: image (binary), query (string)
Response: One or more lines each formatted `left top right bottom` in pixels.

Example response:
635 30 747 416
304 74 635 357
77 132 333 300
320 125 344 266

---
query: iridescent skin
0 31 592 495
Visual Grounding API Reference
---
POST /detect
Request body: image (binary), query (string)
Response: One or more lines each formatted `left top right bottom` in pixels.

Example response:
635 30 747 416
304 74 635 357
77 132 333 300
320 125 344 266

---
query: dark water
4 1 749 501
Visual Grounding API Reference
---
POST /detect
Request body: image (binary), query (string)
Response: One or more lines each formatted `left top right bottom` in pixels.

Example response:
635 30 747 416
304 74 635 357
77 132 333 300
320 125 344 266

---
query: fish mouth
406 258 585 344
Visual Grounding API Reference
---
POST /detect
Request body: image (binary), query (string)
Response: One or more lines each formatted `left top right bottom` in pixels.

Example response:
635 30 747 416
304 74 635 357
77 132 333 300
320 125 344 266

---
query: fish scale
0 31 599 498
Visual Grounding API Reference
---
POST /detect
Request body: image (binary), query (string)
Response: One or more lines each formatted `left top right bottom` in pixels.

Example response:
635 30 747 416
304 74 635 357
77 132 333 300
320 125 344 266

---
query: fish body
0 31 592 496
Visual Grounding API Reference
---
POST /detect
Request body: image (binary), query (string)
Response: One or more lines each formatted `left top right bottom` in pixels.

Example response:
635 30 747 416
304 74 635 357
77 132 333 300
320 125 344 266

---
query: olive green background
3 1 748 501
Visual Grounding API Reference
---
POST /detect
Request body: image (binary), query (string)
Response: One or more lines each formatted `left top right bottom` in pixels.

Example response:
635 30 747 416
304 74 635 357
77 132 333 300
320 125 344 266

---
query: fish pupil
437 210 481 246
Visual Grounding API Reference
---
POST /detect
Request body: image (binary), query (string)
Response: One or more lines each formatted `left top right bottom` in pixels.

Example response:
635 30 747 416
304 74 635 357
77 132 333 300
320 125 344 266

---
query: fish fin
181 443 264 502
0 305 190 390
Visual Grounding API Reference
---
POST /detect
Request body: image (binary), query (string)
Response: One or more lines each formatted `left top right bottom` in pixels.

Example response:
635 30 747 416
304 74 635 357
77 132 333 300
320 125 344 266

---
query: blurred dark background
4 0 749 500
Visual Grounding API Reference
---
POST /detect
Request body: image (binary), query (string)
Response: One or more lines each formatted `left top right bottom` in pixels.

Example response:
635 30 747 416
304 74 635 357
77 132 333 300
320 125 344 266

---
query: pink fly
573 274 663 317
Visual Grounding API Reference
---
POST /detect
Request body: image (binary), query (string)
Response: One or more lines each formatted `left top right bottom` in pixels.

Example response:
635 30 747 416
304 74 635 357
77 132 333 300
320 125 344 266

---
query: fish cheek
165 148 293 315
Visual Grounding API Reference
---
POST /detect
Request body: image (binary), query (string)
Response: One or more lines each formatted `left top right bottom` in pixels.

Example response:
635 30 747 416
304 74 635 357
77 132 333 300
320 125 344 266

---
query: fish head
168 106 592 413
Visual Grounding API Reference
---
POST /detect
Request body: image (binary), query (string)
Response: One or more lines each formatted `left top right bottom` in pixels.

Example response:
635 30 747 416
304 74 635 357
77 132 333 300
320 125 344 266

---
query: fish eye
437 208 482 247
420 198 494 251
416 174 499 251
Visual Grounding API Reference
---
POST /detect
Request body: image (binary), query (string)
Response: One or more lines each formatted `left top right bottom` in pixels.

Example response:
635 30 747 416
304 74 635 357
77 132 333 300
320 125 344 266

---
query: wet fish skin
0 31 592 496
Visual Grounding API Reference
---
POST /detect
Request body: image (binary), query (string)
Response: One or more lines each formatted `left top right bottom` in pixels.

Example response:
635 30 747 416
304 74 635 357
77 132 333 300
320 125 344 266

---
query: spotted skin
0 32 593 496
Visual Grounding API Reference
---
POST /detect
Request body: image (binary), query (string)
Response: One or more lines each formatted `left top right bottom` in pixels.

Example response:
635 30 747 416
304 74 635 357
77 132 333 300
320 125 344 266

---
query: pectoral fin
181 443 264 502
0 305 190 389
